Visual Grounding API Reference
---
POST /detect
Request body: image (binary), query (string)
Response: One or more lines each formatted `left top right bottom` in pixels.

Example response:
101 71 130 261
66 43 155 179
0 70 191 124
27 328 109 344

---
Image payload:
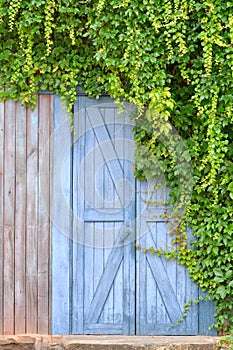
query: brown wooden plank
0 97 4 334
14 102 26 334
3 227 15 335
26 103 39 333
26 225 38 333
3 99 16 334
37 94 52 334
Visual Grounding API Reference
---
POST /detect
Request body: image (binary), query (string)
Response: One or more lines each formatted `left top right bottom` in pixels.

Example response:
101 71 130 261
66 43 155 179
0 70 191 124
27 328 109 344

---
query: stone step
0 335 221 350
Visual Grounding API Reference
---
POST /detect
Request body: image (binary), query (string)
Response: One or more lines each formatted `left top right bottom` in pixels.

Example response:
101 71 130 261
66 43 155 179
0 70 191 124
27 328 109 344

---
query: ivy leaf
216 286 227 299
227 182 233 199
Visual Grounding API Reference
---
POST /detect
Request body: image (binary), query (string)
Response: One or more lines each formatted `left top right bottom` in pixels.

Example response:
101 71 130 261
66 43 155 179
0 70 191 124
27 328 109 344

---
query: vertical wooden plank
113 243 123 325
185 229 198 335
51 95 71 334
3 227 14 335
112 110 123 326
72 95 85 334
102 108 115 210
123 114 136 336
85 104 102 322
102 223 114 324
85 107 102 321
0 97 4 334
14 102 26 333
155 223 167 325
85 114 95 212
84 224 95 320
52 95 71 334
38 94 52 333
136 180 147 335
185 269 198 334
3 99 16 334
97 225 106 324
199 289 217 335
26 103 39 333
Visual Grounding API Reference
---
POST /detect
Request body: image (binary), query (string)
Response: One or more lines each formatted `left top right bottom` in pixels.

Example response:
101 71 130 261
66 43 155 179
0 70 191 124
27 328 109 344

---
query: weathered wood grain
68 98 136 335
72 95 84 334
3 99 16 334
14 102 27 333
0 95 52 336
51 95 71 334
38 95 52 334
199 290 217 335
26 103 39 333
0 93 217 336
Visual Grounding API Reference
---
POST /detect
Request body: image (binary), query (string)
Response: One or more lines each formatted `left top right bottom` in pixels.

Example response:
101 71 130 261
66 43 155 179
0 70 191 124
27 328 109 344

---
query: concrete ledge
0 335 221 350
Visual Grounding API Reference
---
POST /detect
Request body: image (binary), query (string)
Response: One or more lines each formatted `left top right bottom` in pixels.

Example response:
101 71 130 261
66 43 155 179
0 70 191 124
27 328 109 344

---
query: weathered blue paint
199 290 217 335
71 96 136 335
52 93 217 335
136 180 199 335
52 95 73 334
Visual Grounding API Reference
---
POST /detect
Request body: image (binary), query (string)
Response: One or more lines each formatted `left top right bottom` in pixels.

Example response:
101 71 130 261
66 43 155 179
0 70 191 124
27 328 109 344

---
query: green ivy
0 0 232 333
218 335 233 349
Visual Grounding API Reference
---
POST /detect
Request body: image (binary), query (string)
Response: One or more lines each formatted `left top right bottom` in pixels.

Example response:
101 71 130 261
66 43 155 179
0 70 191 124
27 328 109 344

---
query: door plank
72 96 84 333
122 118 136 335
86 108 124 205
86 246 123 323
199 290 217 335
101 223 114 324
146 255 183 323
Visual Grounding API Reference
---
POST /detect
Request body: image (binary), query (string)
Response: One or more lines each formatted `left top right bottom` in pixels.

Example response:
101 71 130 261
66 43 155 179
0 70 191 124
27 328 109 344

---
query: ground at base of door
0 335 225 350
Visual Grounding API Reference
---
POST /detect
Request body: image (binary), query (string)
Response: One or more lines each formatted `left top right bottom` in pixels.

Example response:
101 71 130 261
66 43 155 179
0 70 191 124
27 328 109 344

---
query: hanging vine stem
8 0 22 30
44 0 56 57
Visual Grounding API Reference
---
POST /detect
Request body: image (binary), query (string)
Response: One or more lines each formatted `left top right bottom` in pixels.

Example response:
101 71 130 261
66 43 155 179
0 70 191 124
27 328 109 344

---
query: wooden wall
0 92 217 336
0 94 52 334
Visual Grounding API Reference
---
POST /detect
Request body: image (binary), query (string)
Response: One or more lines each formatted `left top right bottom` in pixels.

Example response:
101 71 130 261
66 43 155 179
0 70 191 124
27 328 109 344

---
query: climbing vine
0 0 232 333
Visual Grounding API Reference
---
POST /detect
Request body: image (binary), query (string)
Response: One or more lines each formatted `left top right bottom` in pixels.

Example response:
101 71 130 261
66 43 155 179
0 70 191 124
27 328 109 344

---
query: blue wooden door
52 93 216 335
71 95 136 335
